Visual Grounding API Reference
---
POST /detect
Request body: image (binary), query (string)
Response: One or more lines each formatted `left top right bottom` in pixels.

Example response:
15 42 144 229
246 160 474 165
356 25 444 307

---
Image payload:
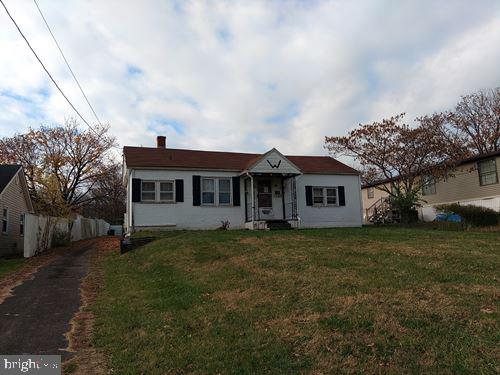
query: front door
257 180 274 220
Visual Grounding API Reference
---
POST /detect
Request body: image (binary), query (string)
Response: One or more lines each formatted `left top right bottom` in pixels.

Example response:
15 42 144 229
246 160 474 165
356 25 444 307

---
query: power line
33 0 103 126
0 0 97 134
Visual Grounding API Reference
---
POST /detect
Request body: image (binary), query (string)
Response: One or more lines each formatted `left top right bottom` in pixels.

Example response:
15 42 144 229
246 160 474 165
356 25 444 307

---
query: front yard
92 228 499 374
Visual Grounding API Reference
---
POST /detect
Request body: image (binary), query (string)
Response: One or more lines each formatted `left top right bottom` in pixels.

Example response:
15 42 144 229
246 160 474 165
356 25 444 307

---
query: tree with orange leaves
325 114 464 223
0 118 118 217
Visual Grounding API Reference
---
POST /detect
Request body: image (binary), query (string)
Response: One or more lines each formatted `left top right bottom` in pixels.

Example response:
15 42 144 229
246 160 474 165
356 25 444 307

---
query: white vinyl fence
23 214 110 258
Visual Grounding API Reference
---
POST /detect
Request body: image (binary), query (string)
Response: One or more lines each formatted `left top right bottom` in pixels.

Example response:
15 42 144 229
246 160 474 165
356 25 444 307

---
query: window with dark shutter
175 179 184 202
131 178 142 202
232 176 240 206
192 175 201 206
338 186 345 206
305 185 313 206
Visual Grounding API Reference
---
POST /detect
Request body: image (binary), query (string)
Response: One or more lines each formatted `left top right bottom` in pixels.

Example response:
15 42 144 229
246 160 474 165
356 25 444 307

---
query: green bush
51 229 70 247
436 203 499 227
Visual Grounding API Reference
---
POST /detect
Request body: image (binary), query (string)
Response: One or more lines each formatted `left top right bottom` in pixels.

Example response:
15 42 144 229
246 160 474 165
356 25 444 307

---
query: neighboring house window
20 214 24 236
141 181 156 201
202 177 232 206
367 187 374 199
159 181 175 202
2 208 8 234
218 179 231 205
478 158 498 186
422 176 436 196
313 187 338 207
202 178 215 205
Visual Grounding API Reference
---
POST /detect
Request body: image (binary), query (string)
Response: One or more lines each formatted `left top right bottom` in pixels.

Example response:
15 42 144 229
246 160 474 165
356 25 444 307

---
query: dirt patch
63 237 119 375
0 240 98 305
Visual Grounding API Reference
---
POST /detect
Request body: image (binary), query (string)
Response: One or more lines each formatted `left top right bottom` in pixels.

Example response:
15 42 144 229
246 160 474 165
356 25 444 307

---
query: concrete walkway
0 244 93 358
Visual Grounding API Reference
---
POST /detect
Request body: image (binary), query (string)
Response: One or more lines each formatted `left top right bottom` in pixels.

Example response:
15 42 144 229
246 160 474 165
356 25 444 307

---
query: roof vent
157 136 166 148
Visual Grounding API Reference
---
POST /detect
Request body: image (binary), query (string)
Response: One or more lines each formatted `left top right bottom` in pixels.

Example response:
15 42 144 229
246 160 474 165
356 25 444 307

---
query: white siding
296 174 363 228
249 149 301 174
127 169 363 230
132 170 245 230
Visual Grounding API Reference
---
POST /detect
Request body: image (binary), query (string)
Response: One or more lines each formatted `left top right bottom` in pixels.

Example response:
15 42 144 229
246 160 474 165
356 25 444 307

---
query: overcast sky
1 0 500 158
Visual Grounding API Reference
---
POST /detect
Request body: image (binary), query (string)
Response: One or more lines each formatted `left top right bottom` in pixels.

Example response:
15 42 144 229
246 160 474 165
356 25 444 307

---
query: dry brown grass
91 228 500 374
63 237 119 375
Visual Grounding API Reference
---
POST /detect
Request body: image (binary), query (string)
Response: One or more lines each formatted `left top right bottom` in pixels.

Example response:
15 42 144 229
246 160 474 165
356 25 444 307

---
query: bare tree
447 87 500 154
0 118 117 216
81 163 126 224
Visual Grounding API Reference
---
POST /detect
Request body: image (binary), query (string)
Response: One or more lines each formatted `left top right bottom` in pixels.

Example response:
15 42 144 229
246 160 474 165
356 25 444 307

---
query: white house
123 136 362 231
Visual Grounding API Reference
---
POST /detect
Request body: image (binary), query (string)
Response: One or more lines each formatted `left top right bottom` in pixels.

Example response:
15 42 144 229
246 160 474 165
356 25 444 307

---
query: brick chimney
157 136 166 148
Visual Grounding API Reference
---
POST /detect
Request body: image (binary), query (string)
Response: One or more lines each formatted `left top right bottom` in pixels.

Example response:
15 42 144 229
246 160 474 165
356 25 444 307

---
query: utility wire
33 0 103 126
0 0 97 134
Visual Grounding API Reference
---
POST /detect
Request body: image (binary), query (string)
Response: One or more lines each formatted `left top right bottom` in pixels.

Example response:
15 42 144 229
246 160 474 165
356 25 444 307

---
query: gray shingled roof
0 165 21 194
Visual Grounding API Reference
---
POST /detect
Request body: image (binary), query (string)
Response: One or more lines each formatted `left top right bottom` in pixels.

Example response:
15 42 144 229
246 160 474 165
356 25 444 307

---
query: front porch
243 173 300 230
240 147 303 230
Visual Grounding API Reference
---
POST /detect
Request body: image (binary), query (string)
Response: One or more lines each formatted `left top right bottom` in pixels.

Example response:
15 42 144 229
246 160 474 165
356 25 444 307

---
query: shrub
51 228 70 247
435 203 499 227
218 220 230 230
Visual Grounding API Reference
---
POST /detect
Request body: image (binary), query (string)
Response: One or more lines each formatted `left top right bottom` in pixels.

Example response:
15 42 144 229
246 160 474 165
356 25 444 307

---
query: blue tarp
435 212 462 222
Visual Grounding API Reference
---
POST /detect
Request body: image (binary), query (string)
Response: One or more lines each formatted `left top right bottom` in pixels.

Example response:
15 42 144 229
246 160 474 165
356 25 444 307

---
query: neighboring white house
123 136 363 231
0 165 34 256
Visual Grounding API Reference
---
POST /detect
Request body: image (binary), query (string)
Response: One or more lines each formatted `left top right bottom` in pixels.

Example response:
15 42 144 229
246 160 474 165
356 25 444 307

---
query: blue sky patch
127 65 143 76
216 27 231 43
1 90 33 104
151 117 186 135
265 101 300 125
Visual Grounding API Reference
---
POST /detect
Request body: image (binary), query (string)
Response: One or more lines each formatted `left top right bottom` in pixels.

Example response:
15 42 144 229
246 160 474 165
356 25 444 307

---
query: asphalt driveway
0 243 93 358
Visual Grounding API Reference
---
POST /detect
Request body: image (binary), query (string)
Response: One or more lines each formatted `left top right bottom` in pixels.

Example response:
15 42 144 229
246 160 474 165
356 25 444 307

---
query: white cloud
0 0 499 161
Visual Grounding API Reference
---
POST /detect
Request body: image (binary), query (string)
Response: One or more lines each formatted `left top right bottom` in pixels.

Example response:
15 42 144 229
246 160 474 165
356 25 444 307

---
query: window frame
367 187 374 199
312 187 324 205
159 181 175 203
201 177 233 206
201 177 216 206
326 187 338 206
421 175 436 196
141 181 157 202
312 186 339 207
218 178 232 206
478 158 498 186
2 207 8 235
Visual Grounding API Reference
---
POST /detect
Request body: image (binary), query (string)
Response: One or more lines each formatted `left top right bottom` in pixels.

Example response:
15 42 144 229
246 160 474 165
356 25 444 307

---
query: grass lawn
92 228 499 374
0 258 24 280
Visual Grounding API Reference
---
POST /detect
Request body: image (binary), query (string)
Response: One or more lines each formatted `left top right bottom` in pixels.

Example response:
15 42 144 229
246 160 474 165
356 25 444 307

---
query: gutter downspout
294 173 304 229
357 174 364 226
129 169 134 234
245 172 255 229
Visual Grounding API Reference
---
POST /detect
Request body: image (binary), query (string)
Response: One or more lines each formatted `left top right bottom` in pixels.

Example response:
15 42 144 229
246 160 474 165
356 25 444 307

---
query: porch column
250 174 255 223
281 176 286 219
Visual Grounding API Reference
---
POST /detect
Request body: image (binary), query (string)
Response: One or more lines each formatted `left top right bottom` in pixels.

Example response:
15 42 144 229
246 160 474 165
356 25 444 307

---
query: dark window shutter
305 185 313 206
192 175 201 206
338 186 345 206
175 179 184 202
132 178 141 202
232 176 240 206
